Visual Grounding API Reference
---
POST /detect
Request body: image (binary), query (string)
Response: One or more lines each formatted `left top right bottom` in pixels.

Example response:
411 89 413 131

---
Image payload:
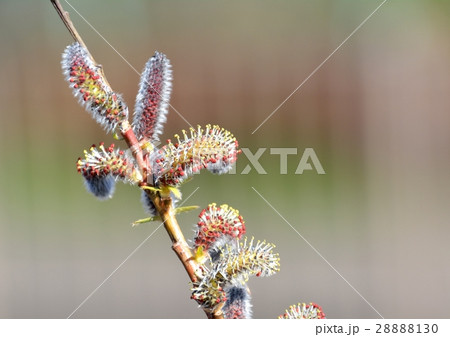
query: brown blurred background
0 0 449 318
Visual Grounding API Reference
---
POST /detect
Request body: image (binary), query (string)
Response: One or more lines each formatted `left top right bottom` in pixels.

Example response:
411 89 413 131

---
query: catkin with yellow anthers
191 271 227 310
278 302 325 319
214 237 280 282
194 203 246 254
62 43 128 133
152 125 240 187
77 143 141 185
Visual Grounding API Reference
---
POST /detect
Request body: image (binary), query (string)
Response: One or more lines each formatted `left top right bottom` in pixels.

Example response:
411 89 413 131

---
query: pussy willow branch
50 0 224 319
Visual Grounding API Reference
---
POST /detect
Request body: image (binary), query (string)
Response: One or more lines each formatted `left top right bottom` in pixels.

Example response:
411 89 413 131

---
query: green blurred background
0 0 449 318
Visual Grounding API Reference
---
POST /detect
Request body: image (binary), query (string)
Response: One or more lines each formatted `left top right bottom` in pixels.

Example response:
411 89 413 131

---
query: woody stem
121 124 224 318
